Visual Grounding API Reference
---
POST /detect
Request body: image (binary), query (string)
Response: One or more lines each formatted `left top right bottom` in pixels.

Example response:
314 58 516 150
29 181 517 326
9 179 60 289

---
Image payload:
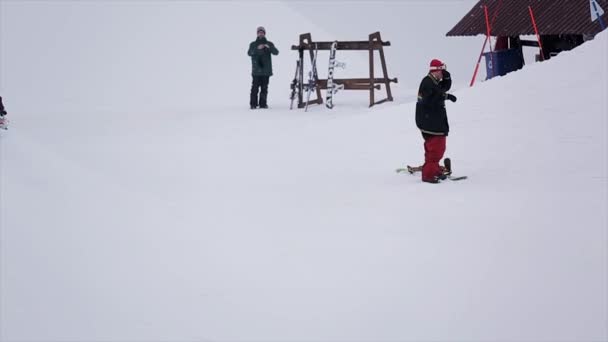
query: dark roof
447 0 608 37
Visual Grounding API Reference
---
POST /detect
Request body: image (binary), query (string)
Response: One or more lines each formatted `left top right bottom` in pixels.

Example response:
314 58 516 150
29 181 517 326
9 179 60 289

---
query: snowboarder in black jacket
248 26 279 109
415 59 457 183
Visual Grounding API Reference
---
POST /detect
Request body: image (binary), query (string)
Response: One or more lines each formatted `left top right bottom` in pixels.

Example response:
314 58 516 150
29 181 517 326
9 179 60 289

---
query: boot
422 176 441 184
443 158 452 176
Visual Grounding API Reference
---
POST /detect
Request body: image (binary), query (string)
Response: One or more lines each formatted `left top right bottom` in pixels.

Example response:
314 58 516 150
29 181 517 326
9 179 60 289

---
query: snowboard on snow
396 158 467 181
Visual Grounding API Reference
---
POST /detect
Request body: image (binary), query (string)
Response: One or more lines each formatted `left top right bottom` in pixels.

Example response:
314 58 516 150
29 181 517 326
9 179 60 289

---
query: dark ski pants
422 133 446 182
250 76 270 107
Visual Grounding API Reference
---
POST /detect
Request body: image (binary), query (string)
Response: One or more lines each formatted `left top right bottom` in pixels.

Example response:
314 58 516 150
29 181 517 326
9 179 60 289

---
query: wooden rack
291 32 398 109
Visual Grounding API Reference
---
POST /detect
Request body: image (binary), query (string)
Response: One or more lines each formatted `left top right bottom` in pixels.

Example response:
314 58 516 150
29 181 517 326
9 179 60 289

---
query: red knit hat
430 59 446 72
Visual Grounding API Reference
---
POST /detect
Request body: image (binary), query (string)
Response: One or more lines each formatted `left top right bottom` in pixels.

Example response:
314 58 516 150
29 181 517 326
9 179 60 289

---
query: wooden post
298 44 304 107
305 37 322 106
369 34 375 107
313 42 323 106
297 33 323 108
374 32 393 102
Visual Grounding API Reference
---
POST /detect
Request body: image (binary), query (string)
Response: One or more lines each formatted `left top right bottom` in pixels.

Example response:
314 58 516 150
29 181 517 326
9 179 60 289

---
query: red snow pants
422 134 446 182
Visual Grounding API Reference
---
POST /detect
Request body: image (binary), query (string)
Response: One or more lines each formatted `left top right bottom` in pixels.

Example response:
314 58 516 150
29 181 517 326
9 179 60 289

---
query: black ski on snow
304 43 319 112
289 59 301 110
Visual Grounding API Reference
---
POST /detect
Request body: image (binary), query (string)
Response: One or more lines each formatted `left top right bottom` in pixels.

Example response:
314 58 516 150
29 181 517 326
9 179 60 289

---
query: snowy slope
0 0 483 114
1 1 607 341
0 1 333 115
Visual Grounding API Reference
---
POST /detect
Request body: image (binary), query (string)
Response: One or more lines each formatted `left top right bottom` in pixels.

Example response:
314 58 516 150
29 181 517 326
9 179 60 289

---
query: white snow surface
0 1 607 341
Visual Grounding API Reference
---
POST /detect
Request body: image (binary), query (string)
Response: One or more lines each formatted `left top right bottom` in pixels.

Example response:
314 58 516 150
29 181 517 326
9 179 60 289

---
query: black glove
446 94 457 102
442 70 451 80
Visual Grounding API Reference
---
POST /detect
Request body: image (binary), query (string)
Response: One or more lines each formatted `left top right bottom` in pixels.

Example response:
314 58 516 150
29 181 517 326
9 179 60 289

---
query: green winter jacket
248 37 279 77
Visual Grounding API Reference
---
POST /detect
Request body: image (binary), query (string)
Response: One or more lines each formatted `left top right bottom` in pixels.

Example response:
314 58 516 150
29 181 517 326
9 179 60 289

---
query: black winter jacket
248 37 279 77
415 71 452 135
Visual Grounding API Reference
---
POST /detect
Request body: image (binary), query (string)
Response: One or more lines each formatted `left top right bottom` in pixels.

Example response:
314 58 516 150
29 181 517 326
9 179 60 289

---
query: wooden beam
317 78 397 84
291 41 390 51
316 80 381 90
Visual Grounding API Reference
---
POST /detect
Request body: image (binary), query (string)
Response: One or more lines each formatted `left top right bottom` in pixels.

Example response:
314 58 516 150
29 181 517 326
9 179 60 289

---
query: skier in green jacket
248 26 279 109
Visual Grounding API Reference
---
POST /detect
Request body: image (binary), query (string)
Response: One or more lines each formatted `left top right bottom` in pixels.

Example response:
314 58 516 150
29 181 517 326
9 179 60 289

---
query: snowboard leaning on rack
326 41 344 109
